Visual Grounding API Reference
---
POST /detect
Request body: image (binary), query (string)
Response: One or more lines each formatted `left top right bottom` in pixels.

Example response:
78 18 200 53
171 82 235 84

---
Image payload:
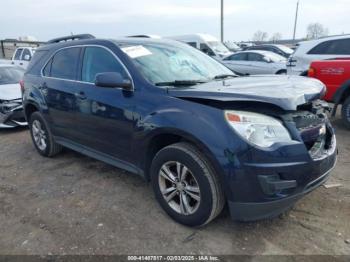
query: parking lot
0 112 348 255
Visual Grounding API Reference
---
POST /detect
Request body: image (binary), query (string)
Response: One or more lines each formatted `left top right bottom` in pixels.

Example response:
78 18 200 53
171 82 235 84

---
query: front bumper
225 123 337 221
0 104 27 128
228 153 336 221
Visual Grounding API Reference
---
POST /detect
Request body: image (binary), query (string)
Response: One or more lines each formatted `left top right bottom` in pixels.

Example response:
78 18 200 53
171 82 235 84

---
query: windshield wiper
213 74 237 80
155 80 208 87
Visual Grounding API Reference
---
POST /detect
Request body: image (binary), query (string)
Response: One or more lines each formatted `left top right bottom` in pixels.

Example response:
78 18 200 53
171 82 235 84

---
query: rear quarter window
26 50 49 75
25 50 49 75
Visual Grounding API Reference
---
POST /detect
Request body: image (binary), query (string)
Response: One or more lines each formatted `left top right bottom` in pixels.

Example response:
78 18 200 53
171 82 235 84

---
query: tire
29 112 62 157
341 96 350 129
150 142 225 227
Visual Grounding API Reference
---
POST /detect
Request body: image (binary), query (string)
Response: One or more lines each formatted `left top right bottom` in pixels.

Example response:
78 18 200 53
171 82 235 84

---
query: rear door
42 46 83 140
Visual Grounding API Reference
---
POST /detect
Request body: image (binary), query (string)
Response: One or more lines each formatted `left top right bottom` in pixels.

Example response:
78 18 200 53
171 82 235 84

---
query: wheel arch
275 69 287 75
24 102 40 121
141 129 225 184
333 79 350 105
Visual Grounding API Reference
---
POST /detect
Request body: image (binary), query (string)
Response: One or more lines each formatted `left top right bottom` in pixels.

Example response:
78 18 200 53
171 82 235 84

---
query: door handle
19 62 23 66
75 91 87 100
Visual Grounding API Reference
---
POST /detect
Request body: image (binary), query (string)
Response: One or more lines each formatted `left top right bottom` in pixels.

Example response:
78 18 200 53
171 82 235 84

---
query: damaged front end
0 99 27 128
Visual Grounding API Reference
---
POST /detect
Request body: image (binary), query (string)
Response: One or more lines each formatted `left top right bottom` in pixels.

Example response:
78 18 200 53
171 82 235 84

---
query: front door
73 46 135 161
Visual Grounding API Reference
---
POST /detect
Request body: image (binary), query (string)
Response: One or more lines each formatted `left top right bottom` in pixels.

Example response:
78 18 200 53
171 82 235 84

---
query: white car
222 50 287 75
0 65 27 128
287 34 350 75
11 47 36 69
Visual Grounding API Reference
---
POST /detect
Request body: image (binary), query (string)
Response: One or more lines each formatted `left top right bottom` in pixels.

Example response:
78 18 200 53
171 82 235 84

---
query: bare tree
306 23 329 39
270 33 282 42
252 31 269 42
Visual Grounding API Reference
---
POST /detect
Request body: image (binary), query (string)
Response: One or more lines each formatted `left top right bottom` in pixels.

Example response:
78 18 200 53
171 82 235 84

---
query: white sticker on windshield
121 45 152 58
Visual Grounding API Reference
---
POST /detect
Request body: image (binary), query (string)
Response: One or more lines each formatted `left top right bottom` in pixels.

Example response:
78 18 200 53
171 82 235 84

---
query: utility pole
293 0 300 40
220 0 224 42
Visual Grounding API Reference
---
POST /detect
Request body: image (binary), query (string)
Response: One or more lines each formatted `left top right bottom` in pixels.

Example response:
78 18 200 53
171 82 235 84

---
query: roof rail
47 34 95 44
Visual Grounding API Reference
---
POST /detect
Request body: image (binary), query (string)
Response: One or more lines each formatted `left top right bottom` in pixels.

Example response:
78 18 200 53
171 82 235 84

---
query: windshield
224 42 240 51
207 41 230 54
264 52 286 62
0 66 24 85
277 45 293 55
118 42 234 85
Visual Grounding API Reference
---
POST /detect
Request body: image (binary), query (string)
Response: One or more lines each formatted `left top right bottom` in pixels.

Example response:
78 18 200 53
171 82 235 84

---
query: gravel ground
0 114 349 256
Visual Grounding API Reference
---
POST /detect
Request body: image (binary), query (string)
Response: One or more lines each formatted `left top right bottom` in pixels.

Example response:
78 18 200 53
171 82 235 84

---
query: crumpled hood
168 75 326 110
0 84 21 101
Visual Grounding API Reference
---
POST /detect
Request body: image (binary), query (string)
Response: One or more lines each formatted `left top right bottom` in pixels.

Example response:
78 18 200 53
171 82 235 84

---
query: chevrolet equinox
22 34 337 226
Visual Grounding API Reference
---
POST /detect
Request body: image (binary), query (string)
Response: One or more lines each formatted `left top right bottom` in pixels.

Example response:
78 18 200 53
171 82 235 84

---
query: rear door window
81 46 127 83
50 47 81 80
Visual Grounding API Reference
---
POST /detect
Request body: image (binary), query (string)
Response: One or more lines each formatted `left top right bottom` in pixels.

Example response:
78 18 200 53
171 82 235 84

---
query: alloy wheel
32 120 47 151
158 161 201 215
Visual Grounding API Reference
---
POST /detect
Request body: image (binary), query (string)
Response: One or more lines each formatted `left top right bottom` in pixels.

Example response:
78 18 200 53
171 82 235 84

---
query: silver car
0 65 27 128
222 50 287 75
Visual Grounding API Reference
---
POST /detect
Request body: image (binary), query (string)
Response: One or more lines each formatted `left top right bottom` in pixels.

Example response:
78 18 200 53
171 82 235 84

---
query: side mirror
95 72 133 91
23 54 31 61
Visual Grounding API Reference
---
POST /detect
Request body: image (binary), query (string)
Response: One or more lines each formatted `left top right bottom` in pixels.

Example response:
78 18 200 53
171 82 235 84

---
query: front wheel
150 142 225 227
341 96 350 129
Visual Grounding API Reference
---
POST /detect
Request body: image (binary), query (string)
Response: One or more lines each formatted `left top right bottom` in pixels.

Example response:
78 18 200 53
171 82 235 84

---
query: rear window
308 39 350 55
49 47 81 80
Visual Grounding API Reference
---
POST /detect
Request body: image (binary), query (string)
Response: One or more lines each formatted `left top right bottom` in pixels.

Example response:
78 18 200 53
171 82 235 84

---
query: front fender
132 101 240 198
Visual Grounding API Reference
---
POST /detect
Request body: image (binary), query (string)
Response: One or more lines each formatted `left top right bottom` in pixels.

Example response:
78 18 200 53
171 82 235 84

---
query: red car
308 60 350 128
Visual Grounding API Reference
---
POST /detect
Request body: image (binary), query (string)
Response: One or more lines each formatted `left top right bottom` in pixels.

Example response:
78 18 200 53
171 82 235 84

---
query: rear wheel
29 112 62 157
150 142 225 227
341 96 350 129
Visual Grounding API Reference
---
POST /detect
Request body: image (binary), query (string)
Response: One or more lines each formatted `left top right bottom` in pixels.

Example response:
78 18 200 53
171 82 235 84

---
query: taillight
20 80 25 93
308 67 316 77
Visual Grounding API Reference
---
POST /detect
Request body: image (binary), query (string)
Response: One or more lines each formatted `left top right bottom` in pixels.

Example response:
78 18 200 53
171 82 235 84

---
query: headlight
224 110 293 148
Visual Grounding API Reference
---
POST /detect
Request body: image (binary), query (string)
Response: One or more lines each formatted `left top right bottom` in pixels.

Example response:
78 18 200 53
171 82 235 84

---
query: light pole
220 0 224 42
293 0 300 40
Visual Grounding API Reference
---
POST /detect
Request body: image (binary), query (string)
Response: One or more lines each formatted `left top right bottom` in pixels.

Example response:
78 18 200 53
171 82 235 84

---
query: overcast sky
1 0 348 42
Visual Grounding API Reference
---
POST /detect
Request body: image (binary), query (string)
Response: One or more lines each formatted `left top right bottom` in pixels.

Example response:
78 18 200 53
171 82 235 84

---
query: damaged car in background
22 35 337 226
0 65 27 128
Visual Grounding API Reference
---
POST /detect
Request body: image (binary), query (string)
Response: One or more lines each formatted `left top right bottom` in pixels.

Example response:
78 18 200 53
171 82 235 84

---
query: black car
245 44 294 58
22 34 337 226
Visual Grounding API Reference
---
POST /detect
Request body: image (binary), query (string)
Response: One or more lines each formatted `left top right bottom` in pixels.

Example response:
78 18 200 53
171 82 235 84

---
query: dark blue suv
22 35 337 226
